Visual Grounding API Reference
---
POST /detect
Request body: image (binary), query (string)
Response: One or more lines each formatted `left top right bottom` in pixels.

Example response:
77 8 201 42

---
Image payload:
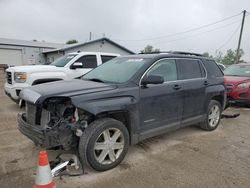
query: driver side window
147 59 177 82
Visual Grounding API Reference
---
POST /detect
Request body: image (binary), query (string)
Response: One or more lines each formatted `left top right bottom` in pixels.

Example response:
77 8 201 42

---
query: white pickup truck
4 51 119 103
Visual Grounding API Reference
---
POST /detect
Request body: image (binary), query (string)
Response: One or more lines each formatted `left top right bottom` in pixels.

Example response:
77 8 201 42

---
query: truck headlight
237 82 250 89
14 72 27 83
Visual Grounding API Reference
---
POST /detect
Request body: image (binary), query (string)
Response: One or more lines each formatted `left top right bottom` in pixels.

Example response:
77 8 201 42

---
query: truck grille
6 71 12 84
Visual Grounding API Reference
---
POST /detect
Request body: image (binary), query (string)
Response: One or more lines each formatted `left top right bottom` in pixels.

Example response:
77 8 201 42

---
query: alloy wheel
208 105 220 127
94 128 125 165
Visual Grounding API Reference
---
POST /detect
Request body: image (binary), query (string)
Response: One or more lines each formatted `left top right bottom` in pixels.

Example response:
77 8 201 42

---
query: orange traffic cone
35 151 55 188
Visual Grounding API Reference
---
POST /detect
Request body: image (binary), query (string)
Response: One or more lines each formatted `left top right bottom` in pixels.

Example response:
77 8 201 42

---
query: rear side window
76 55 97 68
203 60 223 77
101 55 117 63
177 59 204 80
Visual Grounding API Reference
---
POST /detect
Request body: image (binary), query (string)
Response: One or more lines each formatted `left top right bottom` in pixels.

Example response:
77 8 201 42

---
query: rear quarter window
203 60 223 77
177 59 204 80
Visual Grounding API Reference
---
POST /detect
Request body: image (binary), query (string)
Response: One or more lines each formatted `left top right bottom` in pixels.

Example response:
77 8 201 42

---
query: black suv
18 52 226 171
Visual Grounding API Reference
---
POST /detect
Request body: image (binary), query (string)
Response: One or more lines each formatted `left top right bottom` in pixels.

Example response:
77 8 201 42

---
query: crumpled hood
7 65 62 73
20 79 116 104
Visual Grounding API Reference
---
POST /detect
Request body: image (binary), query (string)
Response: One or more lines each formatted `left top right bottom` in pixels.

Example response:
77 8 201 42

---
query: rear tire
199 100 222 131
78 118 129 171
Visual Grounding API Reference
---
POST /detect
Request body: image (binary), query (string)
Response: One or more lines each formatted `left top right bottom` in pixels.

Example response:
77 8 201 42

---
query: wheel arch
211 95 224 107
206 85 226 110
96 110 132 144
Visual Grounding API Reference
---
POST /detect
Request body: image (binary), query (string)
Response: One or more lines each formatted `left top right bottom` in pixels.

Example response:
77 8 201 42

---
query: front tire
199 100 222 131
79 118 129 171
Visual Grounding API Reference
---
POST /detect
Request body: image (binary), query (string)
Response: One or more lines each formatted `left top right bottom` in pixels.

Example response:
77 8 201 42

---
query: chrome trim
6 71 12 84
139 58 207 86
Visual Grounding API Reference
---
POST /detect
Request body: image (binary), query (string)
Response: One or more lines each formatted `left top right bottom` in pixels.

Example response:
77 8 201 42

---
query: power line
216 24 241 51
125 19 241 47
112 12 242 42
151 20 241 46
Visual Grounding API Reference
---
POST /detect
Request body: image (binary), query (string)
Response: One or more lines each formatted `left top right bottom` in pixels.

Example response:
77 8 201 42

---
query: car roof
68 52 120 56
120 52 214 61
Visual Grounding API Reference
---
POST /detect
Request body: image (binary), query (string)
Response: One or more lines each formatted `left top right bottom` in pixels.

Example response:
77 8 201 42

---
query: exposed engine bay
23 97 93 150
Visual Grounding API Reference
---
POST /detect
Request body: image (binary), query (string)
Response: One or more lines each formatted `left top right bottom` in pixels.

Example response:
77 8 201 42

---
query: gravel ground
0 70 249 188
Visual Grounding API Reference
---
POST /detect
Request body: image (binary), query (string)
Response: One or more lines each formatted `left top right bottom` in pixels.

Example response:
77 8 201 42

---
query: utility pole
235 10 246 63
89 32 92 41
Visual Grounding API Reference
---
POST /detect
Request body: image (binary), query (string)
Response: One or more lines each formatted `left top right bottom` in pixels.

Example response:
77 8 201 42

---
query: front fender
71 96 137 115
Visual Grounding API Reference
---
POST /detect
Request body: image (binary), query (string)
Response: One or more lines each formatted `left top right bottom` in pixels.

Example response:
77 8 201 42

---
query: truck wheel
79 118 129 171
199 100 222 131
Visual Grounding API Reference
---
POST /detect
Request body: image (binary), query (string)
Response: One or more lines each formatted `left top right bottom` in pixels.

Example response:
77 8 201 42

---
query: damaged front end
18 97 92 150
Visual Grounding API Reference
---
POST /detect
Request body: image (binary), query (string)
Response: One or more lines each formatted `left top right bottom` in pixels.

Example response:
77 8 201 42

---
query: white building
43 38 134 63
0 37 134 66
0 38 64 66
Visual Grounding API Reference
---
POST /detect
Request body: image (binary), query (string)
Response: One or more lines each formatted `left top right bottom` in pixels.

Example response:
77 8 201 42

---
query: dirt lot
0 69 249 188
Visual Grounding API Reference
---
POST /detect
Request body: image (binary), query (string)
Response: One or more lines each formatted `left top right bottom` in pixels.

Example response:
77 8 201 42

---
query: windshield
224 64 250 77
82 57 149 83
51 54 77 67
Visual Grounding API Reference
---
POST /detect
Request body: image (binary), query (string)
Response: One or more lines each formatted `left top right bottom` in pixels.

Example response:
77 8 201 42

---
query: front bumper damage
18 113 79 149
18 113 85 176
18 113 46 146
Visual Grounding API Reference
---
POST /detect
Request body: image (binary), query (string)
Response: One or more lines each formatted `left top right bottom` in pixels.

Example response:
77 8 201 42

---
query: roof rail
138 51 171 54
171 51 203 57
139 51 203 57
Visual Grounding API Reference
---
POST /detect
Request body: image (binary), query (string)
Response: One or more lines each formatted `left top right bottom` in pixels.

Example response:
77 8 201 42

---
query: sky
0 0 250 61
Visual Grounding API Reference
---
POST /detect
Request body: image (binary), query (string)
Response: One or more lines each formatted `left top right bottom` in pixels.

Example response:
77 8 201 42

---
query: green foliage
215 49 244 65
66 39 78 44
203 49 244 65
202 52 213 58
141 45 160 54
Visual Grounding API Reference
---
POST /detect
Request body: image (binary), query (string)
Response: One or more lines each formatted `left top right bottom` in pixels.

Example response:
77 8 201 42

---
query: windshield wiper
85 78 105 83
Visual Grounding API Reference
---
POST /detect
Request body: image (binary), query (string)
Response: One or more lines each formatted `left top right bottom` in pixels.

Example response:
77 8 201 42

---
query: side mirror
71 62 83 69
141 75 164 86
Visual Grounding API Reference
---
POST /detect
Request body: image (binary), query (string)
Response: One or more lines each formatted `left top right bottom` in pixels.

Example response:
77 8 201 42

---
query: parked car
18 52 226 171
224 63 250 106
4 52 119 103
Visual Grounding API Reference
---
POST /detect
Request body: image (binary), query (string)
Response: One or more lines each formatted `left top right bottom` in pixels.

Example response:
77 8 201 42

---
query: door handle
173 84 181 90
204 81 209 85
